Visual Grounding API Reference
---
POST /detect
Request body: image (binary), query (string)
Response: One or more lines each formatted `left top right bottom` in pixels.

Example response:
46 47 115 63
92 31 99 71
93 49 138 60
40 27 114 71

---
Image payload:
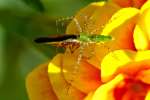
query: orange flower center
114 78 149 100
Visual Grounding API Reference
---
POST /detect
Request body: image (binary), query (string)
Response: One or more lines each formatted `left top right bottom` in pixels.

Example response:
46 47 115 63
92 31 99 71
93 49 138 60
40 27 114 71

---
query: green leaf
22 0 45 12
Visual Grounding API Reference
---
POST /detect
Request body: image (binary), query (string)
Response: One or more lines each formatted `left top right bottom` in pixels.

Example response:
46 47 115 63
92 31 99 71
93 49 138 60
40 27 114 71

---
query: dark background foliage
0 0 104 99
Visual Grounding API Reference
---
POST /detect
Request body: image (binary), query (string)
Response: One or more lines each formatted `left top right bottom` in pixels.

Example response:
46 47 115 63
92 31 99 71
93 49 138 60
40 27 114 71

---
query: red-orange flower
88 50 150 100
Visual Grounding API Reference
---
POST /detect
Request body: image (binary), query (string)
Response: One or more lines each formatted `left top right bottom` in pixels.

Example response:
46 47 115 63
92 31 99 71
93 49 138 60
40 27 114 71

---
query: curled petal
62 53 101 93
101 50 135 82
101 50 150 82
92 74 124 100
102 8 139 35
132 0 147 8
26 63 58 100
84 92 94 100
135 50 150 61
86 54 101 69
133 25 149 50
48 54 85 100
110 0 147 8
134 8 150 50
141 0 150 12
86 1 120 34
66 1 120 35
136 69 150 84
109 0 132 7
101 7 139 50
145 89 150 100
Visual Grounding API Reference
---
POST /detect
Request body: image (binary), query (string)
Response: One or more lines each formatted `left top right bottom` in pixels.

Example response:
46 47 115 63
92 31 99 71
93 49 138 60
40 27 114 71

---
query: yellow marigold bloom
26 0 150 100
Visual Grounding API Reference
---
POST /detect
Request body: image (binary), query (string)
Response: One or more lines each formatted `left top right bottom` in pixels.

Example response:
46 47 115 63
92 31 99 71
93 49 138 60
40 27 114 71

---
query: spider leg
56 16 74 33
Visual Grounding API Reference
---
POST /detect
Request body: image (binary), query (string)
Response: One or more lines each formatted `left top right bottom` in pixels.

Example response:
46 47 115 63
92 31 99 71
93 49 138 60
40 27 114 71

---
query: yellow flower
26 0 150 100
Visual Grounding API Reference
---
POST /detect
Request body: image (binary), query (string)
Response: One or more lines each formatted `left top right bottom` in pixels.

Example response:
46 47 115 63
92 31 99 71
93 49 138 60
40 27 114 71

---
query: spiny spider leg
72 16 88 62
82 15 89 34
69 16 92 80
90 27 101 34
73 17 83 33
64 80 73 95
79 13 95 35
56 16 74 33
72 42 86 75
73 13 89 33
78 13 94 34
86 43 96 59
61 65 73 95
64 42 87 92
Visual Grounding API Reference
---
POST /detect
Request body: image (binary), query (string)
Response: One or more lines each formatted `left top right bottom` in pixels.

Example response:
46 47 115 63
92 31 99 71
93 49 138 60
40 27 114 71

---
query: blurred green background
0 0 102 100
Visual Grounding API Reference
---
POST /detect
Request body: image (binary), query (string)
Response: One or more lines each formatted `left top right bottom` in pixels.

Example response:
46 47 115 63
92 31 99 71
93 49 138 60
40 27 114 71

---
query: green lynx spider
35 33 112 52
35 15 113 64
35 16 113 68
34 16 113 93
35 15 112 72
35 17 112 53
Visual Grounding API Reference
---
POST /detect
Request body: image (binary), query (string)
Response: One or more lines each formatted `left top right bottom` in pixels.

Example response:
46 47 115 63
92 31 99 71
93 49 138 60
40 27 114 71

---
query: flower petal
109 0 132 7
101 8 139 51
48 54 85 100
66 1 120 35
62 53 101 93
145 89 150 100
133 25 149 50
134 8 150 50
141 0 150 12
26 63 58 100
136 69 150 84
110 0 147 8
101 50 135 82
101 50 150 82
92 74 124 100
86 1 120 34
132 0 147 8
135 50 150 61
84 92 94 100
